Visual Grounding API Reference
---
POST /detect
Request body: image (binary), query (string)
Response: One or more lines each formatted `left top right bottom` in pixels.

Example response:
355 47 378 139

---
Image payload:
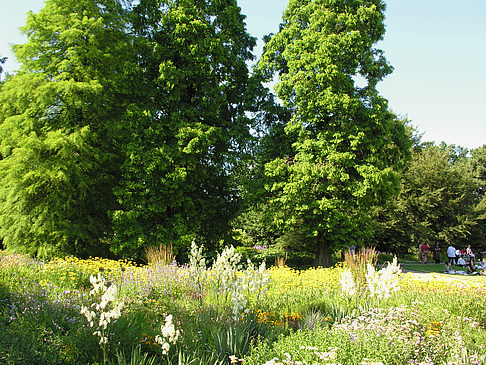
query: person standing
433 244 441 264
447 244 456 265
420 242 429 263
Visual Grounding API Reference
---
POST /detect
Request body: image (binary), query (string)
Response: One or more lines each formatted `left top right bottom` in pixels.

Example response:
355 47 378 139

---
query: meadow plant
145 243 174 266
243 260 270 300
365 256 401 300
339 256 401 301
232 260 270 319
80 273 124 364
154 314 180 355
344 247 378 290
118 262 185 307
274 254 287 268
210 245 242 294
247 301 486 365
2 251 485 364
339 268 357 297
188 240 208 302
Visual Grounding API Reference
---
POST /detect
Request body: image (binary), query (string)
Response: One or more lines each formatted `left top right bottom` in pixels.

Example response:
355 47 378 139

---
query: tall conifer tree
258 0 411 266
0 0 132 256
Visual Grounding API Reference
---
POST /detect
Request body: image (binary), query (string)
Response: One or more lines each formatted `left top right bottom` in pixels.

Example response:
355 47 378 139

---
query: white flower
81 273 124 351
89 273 107 295
366 257 401 300
155 313 180 355
99 284 117 310
161 342 170 355
340 268 357 297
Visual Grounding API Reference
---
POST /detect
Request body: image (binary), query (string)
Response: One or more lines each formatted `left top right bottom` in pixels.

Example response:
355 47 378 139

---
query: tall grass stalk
274 253 287 268
344 247 378 290
145 243 174 266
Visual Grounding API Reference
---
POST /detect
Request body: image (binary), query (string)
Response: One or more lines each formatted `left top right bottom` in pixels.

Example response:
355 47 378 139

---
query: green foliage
108 0 261 258
371 144 483 255
245 301 486 365
0 0 132 257
1 251 485 364
256 0 412 267
108 345 158 365
0 0 264 259
467 145 486 249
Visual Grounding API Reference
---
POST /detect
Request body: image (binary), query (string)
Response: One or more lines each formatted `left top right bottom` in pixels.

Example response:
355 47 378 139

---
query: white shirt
447 246 456 257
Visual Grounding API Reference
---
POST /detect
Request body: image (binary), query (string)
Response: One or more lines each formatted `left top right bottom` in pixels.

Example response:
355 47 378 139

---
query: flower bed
0 248 485 364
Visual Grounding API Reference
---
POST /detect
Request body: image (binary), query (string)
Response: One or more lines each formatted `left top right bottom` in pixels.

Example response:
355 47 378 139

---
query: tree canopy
0 0 483 262
371 144 483 254
256 0 411 266
110 0 260 257
0 0 260 258
0 0 132 256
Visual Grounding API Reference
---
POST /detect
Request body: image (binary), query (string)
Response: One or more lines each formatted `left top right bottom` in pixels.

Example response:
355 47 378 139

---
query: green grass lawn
402 263 453 273
402 263 481 274
402 263 486 281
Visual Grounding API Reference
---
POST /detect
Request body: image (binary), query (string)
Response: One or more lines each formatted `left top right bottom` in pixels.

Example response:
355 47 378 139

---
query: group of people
446 244 485 275
418 242 485 275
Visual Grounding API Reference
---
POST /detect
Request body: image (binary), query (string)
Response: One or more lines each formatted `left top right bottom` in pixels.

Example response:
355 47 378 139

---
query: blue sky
1 0 485 150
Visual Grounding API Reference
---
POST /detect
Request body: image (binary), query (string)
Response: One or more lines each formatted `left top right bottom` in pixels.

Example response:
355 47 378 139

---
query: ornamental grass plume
365 256 401 300
145 243 174 266
344 247 378 289
339 267 357 297
80 273 124 364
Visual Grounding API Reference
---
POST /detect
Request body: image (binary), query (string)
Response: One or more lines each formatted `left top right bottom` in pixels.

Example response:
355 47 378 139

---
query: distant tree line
0 0 484 265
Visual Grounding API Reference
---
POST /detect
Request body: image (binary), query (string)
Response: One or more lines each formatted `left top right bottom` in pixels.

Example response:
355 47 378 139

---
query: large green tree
466 145 486 250
110 0 260 257
0 0 132 256
371 144 483 254
257 0 411 266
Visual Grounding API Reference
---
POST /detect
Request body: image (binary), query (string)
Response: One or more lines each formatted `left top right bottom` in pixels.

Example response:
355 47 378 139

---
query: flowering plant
339 256 401 301
154 314 180 355
80 273 124 364
365 257 401 300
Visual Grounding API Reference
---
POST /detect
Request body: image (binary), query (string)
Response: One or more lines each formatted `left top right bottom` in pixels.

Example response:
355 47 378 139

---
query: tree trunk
315 236 333 268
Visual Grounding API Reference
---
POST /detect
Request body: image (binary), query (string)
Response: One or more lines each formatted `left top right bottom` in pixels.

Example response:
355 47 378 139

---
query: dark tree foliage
371 144 483 255
110 0 260 258
467 145 486 251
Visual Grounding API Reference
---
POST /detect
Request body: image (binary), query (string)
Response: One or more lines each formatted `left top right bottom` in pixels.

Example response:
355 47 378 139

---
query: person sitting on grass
444 262 454 274
480 261 486 275
476 259 486 270
457 256 466 267
467 257 478 275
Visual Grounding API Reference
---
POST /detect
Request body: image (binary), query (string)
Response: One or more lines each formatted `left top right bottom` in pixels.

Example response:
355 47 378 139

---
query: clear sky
1 0 485 150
